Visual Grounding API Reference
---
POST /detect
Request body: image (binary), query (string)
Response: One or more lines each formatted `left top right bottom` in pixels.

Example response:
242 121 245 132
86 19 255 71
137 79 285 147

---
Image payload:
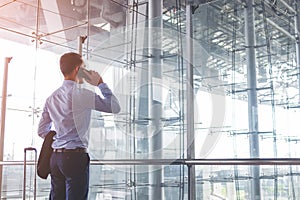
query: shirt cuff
98 83 108 89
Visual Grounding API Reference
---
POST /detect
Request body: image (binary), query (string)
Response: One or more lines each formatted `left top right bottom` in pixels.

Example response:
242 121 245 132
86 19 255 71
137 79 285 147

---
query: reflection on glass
0 0 299 199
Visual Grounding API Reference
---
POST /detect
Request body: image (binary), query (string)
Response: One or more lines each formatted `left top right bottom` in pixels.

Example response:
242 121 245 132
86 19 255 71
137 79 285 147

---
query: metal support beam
264 17 295 41
78 35 87 56
294 2 300 103
0 57 12 196
244 0 261 199
242 0 296 41
278 0 296 14
186 2 196 200
126 1 150 199
148 1 162 200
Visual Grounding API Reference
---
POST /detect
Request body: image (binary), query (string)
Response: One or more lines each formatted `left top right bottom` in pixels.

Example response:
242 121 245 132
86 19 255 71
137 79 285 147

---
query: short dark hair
60 52 83 76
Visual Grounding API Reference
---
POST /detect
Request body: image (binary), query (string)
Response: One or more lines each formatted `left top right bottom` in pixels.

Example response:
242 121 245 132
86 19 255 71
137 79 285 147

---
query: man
38 52 121 199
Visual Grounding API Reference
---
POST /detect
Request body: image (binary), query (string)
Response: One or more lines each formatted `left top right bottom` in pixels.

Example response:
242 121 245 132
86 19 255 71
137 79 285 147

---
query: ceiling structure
0 0 126 52
163 0 299 108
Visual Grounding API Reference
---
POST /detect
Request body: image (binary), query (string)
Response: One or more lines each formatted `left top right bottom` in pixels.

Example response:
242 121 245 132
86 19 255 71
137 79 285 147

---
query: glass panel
0 0 299 199
2 163 300 199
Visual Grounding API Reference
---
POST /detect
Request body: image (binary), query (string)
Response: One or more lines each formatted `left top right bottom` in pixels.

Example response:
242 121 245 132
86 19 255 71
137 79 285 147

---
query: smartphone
78 67 91 81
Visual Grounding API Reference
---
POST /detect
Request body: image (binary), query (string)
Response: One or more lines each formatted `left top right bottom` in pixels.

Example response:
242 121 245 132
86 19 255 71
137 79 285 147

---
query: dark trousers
49 152 90 200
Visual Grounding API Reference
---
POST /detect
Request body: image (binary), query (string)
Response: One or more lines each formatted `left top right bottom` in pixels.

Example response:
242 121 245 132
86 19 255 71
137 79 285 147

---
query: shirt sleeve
95 83 121 113
37 102 52 138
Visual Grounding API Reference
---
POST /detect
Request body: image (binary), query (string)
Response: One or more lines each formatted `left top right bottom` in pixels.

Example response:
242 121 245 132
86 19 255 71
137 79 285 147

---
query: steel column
186 1 196 200
148 1 162 200
244 0 260 199
294 1 300 103
0 57 12 196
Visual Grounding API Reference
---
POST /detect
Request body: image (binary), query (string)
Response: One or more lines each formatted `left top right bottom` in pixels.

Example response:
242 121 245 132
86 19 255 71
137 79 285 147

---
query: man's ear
75 66 80 72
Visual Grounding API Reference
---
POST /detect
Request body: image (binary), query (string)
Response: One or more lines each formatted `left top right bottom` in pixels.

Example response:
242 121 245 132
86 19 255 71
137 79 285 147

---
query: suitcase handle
23 147 37 200
24 147 37 152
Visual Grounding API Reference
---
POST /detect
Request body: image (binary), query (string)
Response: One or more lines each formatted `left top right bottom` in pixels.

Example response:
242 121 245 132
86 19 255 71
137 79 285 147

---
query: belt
53 148 88 153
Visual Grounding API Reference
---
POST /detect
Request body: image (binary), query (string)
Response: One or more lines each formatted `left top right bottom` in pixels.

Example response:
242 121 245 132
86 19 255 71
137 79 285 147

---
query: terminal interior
0 0 300 199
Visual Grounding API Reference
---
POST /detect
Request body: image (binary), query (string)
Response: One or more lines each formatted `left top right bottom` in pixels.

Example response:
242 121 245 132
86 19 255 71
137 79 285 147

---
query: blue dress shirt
38 80 120 149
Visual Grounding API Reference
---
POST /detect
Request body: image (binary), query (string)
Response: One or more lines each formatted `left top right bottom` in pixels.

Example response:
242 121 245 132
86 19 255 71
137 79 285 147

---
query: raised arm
95 83 121 113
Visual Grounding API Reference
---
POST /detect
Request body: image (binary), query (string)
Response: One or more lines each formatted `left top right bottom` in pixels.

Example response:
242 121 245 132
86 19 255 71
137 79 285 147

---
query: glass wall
0 0 300 199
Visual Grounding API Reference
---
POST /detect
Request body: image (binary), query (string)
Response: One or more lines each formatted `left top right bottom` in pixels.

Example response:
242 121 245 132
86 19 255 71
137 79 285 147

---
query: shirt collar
62 80 76 86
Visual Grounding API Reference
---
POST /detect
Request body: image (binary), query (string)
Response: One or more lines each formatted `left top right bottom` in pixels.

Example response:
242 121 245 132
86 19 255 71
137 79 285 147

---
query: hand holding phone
78 67 91 81
78 67 103 86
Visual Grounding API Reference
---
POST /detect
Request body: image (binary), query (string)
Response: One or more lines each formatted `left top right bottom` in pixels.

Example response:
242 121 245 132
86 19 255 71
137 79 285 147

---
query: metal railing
5 158 300 166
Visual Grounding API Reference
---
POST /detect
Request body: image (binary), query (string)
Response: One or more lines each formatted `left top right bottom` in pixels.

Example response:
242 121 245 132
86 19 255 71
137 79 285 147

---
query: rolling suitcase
23 147 37 200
